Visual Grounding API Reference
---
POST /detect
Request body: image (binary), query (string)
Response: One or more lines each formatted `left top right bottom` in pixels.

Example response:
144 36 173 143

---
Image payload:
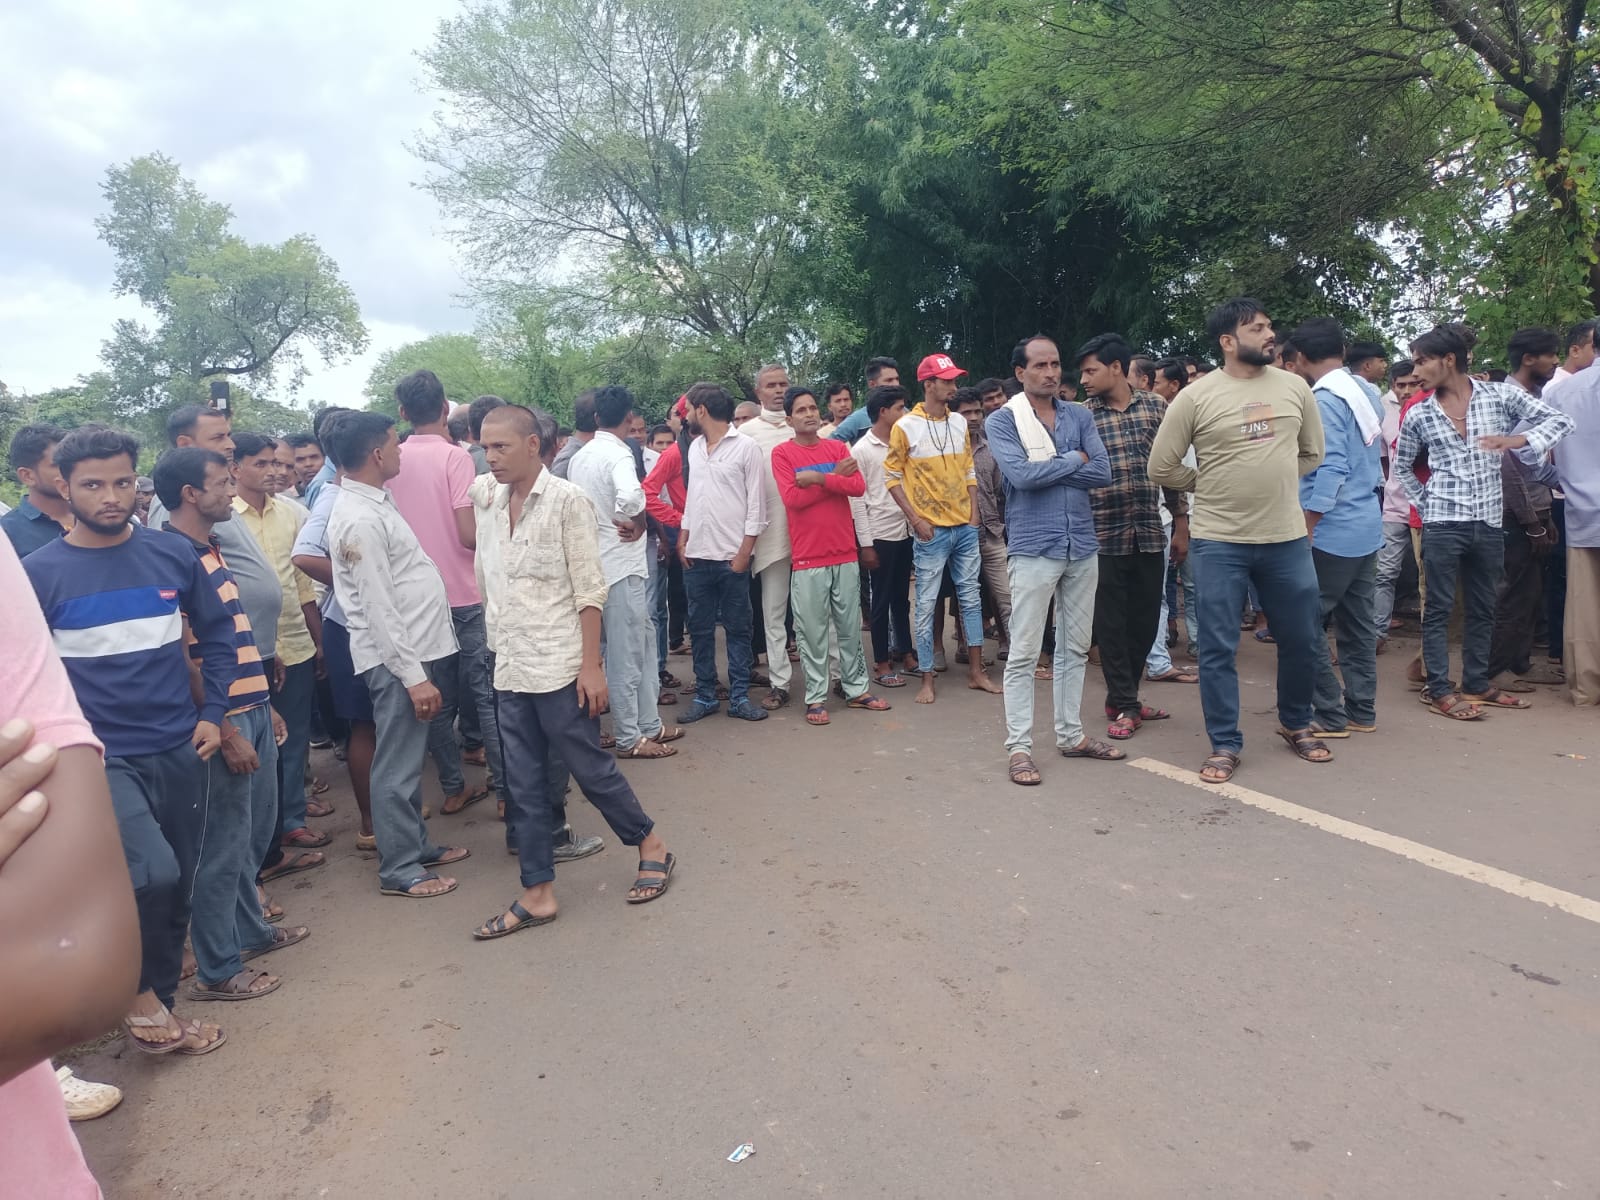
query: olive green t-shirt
1148 366 1325 544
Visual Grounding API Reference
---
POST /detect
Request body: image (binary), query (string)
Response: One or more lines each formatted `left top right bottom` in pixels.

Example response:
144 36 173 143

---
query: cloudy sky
0 0 475 409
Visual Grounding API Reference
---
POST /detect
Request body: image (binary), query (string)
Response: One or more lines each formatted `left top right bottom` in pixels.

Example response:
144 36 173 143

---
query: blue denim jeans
912 524 982 672
426 604 501 796
683 557 755 706
191 704 278 985
274 658 315 833
1420 520 1503 696
1310 548 1379 729
1189 537 1321 754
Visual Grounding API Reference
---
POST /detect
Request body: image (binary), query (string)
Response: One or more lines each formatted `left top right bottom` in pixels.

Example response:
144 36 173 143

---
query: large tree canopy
96 153 368 410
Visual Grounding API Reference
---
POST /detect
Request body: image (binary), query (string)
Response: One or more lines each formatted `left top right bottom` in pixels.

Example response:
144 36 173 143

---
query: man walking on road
327 413 470 899
1077 333 1190 742
1149 297 1328 784
986 336 1116 784
470 404 675 941
1286 318 1386 737
887 353 1001 704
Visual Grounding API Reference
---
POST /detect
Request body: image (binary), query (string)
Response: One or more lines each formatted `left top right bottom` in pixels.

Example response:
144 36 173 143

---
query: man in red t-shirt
771 387 892 725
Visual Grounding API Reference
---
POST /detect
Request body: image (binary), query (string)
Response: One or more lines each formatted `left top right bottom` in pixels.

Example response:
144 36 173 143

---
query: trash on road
1556 753 1587 760
727 1143 755 1163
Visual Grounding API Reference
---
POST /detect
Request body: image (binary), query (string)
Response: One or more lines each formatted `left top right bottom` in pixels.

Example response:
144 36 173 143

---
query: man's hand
912 518 935 543
615 520 644 543
1529 520 1559 557
1303 510 1321 541
834 456 860 477
795 470 827 489
273 658 286 692
314 648 327 680
576 663 610 717
731 550 752 574
0 720 55 867
270 707 288 747
192 721 222 762
219 729 259 776
1477 434 1528 452
408 680 442 722
859 546 880 571
1170 523 1190 566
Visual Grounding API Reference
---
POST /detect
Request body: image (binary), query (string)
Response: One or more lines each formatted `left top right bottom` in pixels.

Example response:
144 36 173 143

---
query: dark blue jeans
1190 537 1321 755
683 557 755 706
1420 520 1504 697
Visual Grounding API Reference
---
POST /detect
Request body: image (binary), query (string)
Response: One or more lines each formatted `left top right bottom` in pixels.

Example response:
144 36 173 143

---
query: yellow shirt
884 403 977 528
233 495 317 666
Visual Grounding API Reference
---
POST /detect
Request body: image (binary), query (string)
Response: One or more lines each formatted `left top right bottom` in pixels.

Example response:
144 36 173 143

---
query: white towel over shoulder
1004 394 1057 462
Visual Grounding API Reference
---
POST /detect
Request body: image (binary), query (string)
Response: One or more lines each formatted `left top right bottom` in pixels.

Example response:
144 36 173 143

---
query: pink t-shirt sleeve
446 446 474 510
1 540 101 755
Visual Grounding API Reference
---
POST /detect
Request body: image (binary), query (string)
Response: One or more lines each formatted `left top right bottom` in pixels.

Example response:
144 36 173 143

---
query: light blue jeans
1146 525 1176 676
912 524 983 672
1373 520 1411 638
602 574 663 749
1003 553 1098 754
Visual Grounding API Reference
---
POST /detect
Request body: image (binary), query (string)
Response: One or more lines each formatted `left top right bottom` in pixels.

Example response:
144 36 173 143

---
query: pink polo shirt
0 538 104 1199
386 434 481 608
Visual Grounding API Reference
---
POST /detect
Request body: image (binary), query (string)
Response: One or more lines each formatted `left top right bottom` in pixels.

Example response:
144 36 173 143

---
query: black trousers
868 537 913 663
1094 551 1166 713
1489 522 1545 678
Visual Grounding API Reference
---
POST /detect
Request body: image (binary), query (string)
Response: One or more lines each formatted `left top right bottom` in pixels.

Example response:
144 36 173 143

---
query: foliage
364 333 531 416
95 154 369 410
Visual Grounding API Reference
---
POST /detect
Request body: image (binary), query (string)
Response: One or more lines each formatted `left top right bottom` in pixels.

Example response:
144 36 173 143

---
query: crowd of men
3 298 1597 1193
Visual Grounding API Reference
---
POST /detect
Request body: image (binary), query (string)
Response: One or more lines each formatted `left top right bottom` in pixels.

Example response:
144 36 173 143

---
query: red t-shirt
770 439 866 570
643 443 686 528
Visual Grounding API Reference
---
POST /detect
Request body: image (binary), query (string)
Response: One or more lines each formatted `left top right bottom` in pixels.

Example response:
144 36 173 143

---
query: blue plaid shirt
1395 379 1573 526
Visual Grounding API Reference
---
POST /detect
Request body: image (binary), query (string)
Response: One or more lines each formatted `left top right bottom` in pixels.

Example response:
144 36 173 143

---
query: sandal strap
636 860 668 875
508 901 535 923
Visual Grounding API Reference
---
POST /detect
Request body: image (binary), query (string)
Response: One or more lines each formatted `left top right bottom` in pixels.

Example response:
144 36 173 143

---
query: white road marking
1128 756 1600 926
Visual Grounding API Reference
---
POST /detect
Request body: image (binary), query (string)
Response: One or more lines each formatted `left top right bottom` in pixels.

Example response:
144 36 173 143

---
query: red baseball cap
916 353 966 382
674 394 690 418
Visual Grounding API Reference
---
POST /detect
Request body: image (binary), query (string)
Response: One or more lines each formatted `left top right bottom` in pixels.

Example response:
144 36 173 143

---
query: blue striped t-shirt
23 524 238 758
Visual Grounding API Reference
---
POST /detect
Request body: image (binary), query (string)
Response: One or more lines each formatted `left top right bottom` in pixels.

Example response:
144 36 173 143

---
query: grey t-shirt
148 497 282 660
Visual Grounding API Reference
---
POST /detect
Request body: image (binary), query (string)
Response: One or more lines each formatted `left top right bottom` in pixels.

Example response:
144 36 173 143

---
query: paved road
75 634 1600 1198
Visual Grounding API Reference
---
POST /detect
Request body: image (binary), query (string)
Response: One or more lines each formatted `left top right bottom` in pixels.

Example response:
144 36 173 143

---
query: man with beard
818 383 855 438
1149 298 1328 783
24 425 237 1055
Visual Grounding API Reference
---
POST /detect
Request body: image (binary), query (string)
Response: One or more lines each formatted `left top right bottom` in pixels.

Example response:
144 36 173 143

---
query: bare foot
915 673 937 704
968 671 1001 694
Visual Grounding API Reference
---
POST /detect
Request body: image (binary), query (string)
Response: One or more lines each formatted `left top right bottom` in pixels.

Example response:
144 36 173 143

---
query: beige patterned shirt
472 469 608 695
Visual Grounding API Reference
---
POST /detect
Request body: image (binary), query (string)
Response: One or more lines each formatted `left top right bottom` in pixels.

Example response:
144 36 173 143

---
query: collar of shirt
340 477 392 506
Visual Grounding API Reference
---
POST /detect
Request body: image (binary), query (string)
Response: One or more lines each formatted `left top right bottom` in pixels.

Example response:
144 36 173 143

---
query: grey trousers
1310 548 1379 729
365 660 450 892
191 704 279 985
602 575 663 749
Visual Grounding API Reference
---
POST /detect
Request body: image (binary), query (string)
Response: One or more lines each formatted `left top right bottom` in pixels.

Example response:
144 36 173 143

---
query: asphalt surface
73 631 1600 1198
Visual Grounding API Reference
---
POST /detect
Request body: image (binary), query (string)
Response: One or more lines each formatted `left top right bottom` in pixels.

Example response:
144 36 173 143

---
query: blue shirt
0 496 69 559
984 400 1111 561
303 459 338 509
1300 373 1384 558
23 524 237 757
830 407 873 445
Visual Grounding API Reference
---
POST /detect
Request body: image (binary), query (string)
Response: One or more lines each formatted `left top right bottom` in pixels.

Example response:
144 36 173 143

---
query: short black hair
283 432 319 451
1155 358 1187 388
824 382 851 403
975 377 1007 397
1346 340 1387 367
1000 378 1024 397
1390 358 1414 380
7 422 65 474
1073 332 1133 374
1205 297 1269 345
325 412 396 473
1010 334 1057 371
55 425 140 481
232 432 278 461
864 357 899 385
1288 317 1345 363
648 423 674 441
867 384 909 421
1277 337 1296 362
166 404 227 448
782 385 817 416
1508 326 1562 370
1565 319 1598 352
1130 356 1156 385
952 385 984 411
468 395 506 439
482 403 538 438
1409 324 1473 372
685 382 734 424
312 405 354 443
447 413 470 442
593 385 635 429
573 389 598 434
395 369 448 425
151 447 229 511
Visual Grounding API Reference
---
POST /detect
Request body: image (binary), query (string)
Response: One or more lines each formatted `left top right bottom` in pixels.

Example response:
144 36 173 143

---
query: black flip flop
473 900 558 940
626 852 676 904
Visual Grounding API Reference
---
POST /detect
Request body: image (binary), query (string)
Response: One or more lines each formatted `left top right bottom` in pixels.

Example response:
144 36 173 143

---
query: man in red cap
886 353 1002 704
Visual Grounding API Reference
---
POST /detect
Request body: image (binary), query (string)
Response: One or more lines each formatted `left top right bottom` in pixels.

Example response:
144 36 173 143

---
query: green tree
363 333 529 415
95 153 369 410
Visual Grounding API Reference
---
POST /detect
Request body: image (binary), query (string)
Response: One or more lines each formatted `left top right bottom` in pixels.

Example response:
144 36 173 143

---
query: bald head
482 404 538 437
